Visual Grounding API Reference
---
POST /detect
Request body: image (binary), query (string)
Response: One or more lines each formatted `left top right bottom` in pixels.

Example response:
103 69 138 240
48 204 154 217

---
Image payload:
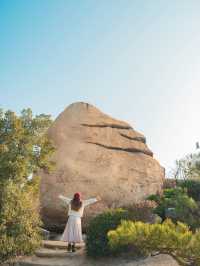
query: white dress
59 195 97 243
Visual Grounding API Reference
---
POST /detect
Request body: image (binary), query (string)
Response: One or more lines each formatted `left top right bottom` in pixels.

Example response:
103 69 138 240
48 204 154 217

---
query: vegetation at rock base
87 151 200 262
177 179 200 202
121 200 159 224
148 152 200 230
0 108 54 262
163 178 200 201
86 203 158 258
86 209 128 257
147 187 200 229
108 219 200 266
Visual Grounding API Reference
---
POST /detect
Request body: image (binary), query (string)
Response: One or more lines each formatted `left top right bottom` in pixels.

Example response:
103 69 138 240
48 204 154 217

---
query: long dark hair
71 193 82 211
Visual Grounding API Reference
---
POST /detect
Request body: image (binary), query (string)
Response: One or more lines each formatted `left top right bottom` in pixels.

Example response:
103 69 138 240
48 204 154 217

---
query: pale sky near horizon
0 1 200 173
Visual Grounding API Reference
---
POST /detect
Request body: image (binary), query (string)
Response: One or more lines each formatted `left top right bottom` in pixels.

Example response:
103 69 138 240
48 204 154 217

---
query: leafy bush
178 179 200 201
86 209 129 257
0 180 42 262
147 188 200 229
86 202 159 258
108 219 200 265
122 200 158 224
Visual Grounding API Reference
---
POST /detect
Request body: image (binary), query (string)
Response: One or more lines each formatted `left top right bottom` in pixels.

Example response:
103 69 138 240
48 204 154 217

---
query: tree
170 153 200 180
0 108 55 262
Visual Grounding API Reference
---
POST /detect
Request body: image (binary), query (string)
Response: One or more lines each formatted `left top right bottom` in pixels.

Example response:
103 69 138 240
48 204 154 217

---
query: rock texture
40 102 164 230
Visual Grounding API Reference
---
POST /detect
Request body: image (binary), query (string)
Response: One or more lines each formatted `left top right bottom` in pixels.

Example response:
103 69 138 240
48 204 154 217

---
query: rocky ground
14 240 180 266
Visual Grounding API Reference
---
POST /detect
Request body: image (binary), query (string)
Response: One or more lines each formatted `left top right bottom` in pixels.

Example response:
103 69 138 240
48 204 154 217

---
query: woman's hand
96 195 101 201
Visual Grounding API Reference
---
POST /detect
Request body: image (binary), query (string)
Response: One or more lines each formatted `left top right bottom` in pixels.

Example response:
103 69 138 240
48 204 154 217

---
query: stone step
35 247 84 258
42 240 85 250
16 249 86 266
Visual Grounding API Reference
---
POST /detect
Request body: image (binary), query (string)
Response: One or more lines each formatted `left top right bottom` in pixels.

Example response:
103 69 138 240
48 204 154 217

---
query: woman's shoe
67 243 72 252
72 244 76 252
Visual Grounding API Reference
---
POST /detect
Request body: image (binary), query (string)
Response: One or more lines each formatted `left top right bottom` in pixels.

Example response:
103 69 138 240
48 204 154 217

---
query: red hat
74 192 81 200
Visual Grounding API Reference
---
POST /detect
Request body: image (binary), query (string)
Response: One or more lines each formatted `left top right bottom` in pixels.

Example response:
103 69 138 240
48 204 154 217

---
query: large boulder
40 102 164 231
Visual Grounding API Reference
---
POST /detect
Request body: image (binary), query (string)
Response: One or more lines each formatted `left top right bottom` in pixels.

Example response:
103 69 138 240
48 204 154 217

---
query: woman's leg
72 242 76 252
67 242 72 252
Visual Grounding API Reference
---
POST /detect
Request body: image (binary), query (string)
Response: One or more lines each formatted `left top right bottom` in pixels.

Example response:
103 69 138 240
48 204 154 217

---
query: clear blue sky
1 0 200 172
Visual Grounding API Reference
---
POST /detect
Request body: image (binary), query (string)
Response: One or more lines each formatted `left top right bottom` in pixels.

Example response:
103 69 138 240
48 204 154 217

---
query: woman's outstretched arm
59 195 71 205
83 196 101 207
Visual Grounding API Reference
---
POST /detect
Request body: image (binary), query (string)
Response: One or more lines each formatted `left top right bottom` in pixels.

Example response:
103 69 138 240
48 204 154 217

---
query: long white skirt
61 216 83 243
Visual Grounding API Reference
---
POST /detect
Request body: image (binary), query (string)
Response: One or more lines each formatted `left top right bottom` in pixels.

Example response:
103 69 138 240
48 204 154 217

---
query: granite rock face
40 102 164 230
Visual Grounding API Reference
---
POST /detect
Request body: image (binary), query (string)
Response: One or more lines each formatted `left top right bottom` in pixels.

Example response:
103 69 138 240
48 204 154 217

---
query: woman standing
59 193 100 252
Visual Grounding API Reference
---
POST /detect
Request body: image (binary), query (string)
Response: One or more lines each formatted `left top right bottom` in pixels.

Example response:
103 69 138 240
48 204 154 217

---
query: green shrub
178 179 200 201
0 180 42 262
86 209 129 257
108 219 200 265
86 202 159 258
122 200 158 224
147 188 200 229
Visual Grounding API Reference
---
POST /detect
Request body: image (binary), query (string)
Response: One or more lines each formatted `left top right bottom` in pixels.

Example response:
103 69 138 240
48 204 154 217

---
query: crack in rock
81 123 132 130
86 141 153 157
120 133 146 144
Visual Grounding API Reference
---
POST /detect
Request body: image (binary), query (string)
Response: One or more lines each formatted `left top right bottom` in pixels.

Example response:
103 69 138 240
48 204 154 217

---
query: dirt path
17 252 180 266
15 240 180 266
